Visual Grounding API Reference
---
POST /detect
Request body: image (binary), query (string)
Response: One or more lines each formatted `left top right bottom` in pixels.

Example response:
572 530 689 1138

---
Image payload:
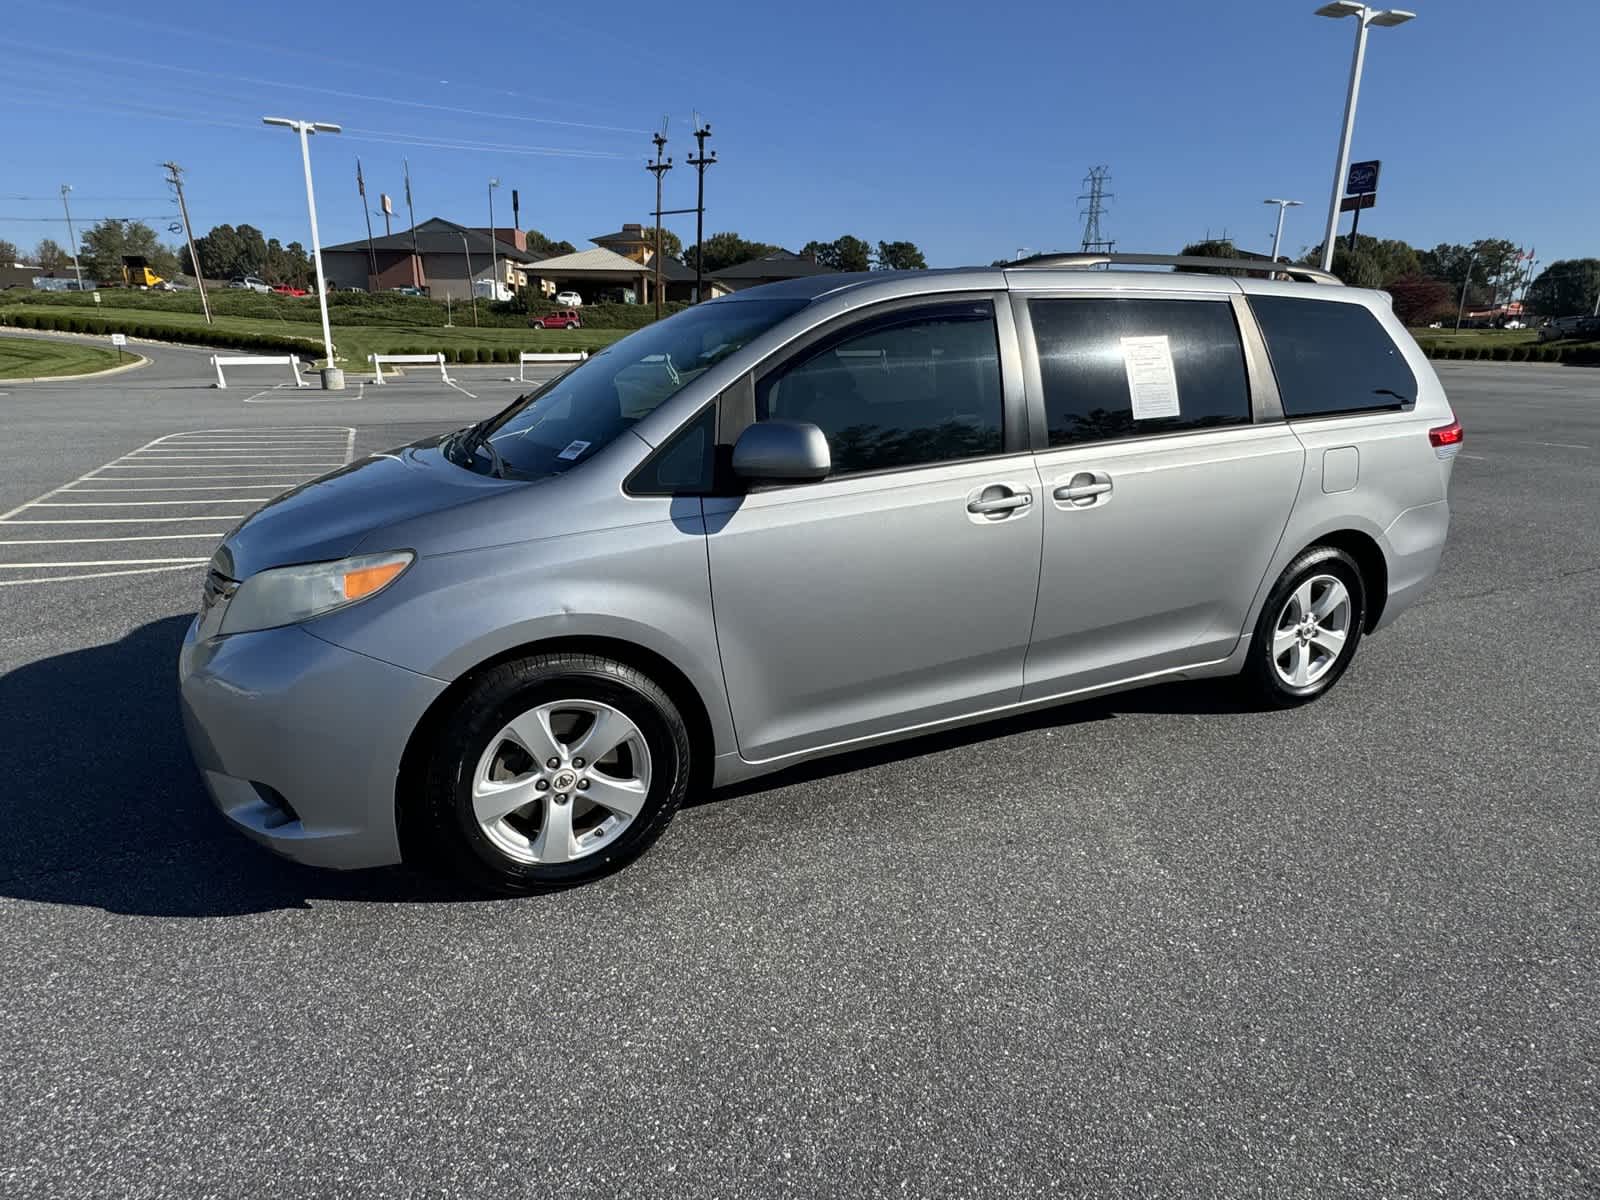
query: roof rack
1005 253 1343 286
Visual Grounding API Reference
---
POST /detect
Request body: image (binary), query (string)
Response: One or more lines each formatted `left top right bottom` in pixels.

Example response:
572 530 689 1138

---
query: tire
416 653 692 894
1241 545 1367 707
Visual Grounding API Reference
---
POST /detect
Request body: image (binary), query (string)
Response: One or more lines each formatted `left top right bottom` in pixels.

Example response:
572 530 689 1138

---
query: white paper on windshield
557 439 591 461
1120 334 1180 420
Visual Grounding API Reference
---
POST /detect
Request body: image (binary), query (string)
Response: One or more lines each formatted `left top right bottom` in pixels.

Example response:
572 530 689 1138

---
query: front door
1016 292 1305 699
704 299 1042 763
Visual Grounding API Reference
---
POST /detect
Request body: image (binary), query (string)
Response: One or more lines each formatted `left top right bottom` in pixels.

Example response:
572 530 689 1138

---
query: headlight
218 551 414 636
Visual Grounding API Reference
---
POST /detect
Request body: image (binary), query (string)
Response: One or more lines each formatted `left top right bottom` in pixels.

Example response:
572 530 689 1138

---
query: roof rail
1005 252 1343 286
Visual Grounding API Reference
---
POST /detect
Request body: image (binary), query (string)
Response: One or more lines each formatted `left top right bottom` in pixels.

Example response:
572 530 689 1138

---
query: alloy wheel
1271 573 1352 689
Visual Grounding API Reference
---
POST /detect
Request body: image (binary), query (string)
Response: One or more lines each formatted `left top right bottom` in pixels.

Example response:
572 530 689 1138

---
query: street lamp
1263 199 1303 263
487 178 500 303
1314 2 1415 272
263 116 342 387
59 184 84 290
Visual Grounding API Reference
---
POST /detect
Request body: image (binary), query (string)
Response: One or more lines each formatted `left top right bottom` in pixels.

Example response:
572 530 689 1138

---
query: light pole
459 231 478 327
1314 3 1415 272
59 185 84 290
487 177 500 303
1263 199 1303 262
263 116 342 387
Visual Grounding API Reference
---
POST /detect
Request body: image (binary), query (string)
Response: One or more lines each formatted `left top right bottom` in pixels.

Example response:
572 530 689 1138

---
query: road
1 345 1597 1198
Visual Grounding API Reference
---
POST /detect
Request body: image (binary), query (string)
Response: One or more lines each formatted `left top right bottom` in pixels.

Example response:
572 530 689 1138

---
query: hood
215 437 514 579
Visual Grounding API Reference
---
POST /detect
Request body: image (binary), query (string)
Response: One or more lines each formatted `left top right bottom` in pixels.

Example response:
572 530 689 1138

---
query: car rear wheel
417 653 692 893
1242 546 1367 707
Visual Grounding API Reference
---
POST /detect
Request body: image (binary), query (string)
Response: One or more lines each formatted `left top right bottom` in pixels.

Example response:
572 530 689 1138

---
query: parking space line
0 425 355 586
0 563 208 587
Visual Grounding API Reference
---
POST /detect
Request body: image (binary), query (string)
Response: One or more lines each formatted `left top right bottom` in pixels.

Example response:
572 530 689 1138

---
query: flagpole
358 157 379 292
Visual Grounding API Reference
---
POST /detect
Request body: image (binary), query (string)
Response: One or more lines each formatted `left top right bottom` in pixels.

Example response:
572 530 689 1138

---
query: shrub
1510 346 1528 362
492 347 510 363
1490 344 1512 361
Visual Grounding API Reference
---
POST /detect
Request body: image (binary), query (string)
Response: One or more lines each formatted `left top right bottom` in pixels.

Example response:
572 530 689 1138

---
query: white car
229 276 271 293
555 291 583 307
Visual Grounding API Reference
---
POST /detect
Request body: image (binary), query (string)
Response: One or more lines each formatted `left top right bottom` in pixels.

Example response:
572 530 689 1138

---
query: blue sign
1345 159 1381 196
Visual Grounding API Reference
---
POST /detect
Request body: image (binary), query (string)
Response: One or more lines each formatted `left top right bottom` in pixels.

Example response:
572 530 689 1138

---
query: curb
0 340 152 384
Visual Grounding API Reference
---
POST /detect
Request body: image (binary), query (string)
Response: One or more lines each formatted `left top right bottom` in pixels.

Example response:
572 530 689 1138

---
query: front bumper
178 618 447 869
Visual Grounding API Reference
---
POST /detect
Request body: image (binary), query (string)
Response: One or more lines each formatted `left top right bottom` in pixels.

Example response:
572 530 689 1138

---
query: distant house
710 249 837 293
521 225 723 304
320 218 543 298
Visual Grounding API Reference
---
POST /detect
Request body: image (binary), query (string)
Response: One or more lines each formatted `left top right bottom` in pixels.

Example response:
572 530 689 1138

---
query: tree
638 226 682 261
685 231 780 275
1386 274 1453 327
0 239 16 264
78 219 180 283
1329 246 1384 288
1417 242 1477 286
1418 238 1525 303
526 228 577 258
1525 259 1600 317
187 224 262 280
874 240 927 270
1302 235 1420 285
260 238 314 288
33 238 69 272
1180 238 1247 275
802 235 872 272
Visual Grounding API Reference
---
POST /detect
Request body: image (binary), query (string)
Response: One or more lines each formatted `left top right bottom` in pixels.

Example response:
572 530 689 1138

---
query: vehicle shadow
0 616 1254 917
0 615 479 918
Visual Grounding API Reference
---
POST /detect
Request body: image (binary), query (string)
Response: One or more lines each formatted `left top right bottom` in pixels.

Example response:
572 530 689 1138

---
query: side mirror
731 421 831 484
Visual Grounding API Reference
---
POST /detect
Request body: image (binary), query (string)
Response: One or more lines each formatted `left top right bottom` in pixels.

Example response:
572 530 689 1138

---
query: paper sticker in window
1120 334 1180 420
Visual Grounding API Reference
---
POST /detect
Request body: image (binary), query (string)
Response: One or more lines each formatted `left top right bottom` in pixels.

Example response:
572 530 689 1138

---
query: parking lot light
263 116 343 386
1314 4 1415 272
1263 199 1303 263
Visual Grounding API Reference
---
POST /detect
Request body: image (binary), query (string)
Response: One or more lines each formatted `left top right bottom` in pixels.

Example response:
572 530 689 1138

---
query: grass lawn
1407 327 1539 346
0 304 623 366
0 334 126 379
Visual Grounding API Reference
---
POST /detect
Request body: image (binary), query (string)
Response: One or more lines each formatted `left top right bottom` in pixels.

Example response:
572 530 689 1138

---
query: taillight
1429 419 1464 449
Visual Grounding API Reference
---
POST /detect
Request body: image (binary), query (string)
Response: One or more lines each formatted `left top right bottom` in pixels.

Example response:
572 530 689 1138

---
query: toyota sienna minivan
179 254 1461 893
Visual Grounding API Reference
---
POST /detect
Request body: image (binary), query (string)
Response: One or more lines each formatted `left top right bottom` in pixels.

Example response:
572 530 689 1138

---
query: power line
0 37 652 134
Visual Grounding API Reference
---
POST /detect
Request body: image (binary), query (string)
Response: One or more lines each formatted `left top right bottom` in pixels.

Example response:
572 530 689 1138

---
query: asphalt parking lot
2 336 1597 1198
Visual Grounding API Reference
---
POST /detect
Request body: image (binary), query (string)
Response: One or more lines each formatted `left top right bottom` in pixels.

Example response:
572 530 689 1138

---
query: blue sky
2 0 1595 271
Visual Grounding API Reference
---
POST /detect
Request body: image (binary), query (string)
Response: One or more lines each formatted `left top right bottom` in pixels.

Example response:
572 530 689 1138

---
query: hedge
1415 338 1600 366
1 309 315 356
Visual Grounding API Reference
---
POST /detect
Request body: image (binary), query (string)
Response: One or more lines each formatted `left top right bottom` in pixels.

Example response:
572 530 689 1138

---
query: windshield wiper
453 419 506 478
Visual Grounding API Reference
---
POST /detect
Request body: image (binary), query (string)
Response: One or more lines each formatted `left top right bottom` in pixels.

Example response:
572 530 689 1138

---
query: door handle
967 492 1032 515
1052 471 1113 508
1054 481 1111 501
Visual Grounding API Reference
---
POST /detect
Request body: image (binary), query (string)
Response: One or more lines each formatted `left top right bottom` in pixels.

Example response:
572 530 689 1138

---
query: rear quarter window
1249 295 1416 418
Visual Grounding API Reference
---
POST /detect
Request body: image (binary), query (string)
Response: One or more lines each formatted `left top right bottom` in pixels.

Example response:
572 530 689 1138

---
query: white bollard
211 354 308 389
369 352 452 385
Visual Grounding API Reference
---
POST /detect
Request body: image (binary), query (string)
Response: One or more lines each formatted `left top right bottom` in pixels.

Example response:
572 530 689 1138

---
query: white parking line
0 426 356 586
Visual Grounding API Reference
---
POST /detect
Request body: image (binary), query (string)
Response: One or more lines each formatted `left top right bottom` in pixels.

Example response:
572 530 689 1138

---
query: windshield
446 298 808 478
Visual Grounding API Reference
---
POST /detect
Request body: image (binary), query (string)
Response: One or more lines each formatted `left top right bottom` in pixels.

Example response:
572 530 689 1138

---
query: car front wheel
416 654 692 893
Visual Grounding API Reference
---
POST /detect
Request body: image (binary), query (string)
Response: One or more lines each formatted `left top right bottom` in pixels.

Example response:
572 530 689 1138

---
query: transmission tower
1078 165 1114 254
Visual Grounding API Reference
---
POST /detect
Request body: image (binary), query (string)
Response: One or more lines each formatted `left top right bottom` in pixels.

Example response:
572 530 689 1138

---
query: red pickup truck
530 309 582 330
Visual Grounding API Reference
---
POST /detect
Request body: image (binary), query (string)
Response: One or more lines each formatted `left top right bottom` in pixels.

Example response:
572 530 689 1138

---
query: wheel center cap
552 770 576 791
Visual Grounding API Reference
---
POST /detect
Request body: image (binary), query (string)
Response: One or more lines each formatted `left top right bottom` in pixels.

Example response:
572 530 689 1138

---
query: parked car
555 290 583 307
1539 315 1590 342
271 283 308 297
530 309 582 330
180 254 1460 893
390 286 426 297
229 276 271 293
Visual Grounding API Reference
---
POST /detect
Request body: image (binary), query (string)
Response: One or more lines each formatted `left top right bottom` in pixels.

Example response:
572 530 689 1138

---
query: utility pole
403 158 422 290
1455 250 1478 332
686 118 716 303
163 161 212 325
357 158 378 291
59 184 84 290
1078 166 1114 256
488 177 501 302
646 129 673 319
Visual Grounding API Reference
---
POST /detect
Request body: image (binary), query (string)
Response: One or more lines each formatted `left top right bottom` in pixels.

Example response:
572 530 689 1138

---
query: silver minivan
179 255 1462 892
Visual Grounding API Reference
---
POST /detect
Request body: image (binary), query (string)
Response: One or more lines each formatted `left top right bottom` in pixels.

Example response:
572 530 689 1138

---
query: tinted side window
757 303 1003 474
1028 298 1250 447
1249 295 1416 417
